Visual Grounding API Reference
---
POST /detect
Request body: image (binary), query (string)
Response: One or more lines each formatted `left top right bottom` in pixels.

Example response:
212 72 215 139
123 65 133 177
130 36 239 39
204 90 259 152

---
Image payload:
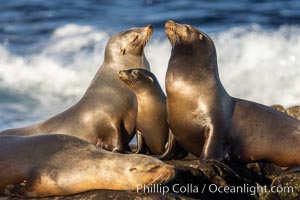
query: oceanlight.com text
137 183 294 196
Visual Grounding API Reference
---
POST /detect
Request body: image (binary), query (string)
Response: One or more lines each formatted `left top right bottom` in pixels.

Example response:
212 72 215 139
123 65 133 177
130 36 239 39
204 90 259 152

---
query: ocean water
1 0 300 130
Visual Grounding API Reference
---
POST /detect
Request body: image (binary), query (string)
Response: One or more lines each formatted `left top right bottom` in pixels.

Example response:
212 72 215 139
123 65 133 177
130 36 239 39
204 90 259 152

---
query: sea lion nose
118 70 125 77
144 24 153 32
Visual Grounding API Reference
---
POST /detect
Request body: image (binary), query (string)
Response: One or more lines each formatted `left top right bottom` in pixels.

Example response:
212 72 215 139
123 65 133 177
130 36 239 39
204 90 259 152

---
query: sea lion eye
132 70 139 78
199 34 203 41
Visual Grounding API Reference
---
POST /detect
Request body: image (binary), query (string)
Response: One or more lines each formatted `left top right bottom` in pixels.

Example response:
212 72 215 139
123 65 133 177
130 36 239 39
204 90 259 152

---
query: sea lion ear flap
199 34 203 41
120 47 126 55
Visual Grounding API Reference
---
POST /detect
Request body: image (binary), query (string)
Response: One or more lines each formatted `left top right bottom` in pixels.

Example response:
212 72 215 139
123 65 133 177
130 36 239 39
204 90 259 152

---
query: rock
265 173 300 200
247 163 285 180
286 106 300 121
271 105 285 113
0 190 192 200
271 104 300 121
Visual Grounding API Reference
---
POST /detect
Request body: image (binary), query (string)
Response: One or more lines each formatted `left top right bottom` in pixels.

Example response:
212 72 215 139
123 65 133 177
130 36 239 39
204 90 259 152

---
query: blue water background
2 0 300 53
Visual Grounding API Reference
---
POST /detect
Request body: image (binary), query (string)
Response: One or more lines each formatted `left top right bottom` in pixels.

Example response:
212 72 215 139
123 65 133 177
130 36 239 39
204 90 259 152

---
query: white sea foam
0 24 108 113
213 25 300 106
0 24 300 128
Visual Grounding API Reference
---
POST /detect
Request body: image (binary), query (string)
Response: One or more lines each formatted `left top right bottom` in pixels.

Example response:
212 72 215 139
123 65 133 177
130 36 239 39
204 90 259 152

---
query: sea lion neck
85 55 150 92
169 52 214 78
168 48 231 102
102 53 150 71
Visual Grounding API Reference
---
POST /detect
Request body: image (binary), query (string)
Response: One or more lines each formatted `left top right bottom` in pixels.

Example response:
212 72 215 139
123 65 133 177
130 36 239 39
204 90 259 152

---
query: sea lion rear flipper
133 131 147 154
279 167 300 176
3 181 33 198
203 159 243 181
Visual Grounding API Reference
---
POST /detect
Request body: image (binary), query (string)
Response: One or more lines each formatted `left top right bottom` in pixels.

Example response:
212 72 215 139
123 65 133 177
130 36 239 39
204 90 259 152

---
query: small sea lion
0 25 153 153
165 20 300 167
118 68 187 159
0 134 175 197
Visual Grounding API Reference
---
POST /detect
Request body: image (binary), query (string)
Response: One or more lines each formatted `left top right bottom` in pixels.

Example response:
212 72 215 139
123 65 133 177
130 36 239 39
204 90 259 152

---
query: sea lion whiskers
166 20 207 47
143 38 149 48
131 25 152 49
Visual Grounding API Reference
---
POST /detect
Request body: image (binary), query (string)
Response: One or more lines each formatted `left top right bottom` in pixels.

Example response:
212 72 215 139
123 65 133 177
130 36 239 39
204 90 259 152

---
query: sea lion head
104 25 153 67
118 68 157 92
113 154 175 190
165 20 217 68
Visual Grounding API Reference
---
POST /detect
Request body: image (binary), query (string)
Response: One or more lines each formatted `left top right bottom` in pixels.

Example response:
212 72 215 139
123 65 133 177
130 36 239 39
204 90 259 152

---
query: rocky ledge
1 154 299 200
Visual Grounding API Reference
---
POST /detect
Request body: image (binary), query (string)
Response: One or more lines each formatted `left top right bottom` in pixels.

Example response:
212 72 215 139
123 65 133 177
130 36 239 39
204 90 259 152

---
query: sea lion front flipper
134 131 147 154
157 130 177 160
157 130 188 160
200 124 225 162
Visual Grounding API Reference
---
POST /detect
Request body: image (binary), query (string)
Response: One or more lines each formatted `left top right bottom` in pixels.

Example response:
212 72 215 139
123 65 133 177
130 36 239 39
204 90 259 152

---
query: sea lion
0 25 153 152
0 134 175 197
165 20 300 167
118 68 187 159
118 68 168 155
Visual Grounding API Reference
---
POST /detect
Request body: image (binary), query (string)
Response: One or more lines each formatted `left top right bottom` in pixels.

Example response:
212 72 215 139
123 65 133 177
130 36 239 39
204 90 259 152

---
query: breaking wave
1 24 300 128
